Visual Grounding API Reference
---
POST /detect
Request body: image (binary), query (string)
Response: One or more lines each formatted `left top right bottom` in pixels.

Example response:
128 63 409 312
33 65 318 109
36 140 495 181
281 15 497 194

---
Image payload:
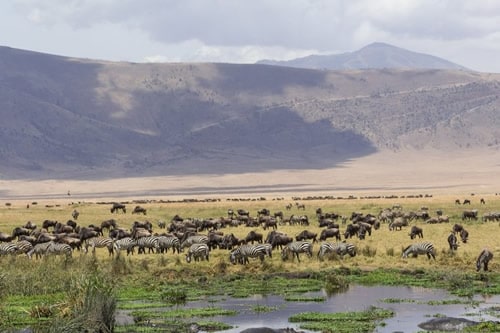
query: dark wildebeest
101 219 118 233
480 198 486 205
452 223 464 235
72 209 80 220
42 220 57 231
463 199 471 205
296 203 305 210
460 229 469 243
23 221 37 230
344 224 360 239
476 248 493 272
409 226 423 239
244 230 263 244
0 232 14 242
447 232 458 251
455 199 461 205
257 208 270 217
110 203 126 214
132 206 147 215
319 228 341 241
237 209 250 217
295 230 317 243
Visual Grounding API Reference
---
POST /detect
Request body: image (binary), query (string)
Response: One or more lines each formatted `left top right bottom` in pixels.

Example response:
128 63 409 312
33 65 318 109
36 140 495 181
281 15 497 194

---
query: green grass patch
289 306 394 333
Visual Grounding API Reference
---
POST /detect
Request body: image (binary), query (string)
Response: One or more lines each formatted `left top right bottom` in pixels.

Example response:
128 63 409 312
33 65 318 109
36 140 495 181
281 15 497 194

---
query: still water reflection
183 285 500 333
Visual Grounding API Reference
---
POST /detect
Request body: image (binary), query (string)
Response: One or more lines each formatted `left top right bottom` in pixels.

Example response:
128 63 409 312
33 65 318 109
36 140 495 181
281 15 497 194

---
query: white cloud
1 0 500 72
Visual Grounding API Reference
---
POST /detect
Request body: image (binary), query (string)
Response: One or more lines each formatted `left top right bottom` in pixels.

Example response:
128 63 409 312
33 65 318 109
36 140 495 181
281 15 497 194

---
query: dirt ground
0 149 499 202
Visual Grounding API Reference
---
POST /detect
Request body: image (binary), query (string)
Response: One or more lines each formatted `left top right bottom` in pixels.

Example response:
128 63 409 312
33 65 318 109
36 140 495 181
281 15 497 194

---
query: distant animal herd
0 197 496 272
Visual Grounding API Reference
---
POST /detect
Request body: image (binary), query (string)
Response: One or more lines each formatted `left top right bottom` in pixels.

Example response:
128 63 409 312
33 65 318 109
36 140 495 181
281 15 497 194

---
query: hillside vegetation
1 46 499 179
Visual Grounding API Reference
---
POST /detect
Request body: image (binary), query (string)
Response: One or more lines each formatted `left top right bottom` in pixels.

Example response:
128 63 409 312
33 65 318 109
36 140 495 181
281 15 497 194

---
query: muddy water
178 284 500 333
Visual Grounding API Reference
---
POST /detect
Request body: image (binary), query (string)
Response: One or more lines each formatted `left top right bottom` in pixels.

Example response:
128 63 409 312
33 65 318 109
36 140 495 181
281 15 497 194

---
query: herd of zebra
0 202 494 272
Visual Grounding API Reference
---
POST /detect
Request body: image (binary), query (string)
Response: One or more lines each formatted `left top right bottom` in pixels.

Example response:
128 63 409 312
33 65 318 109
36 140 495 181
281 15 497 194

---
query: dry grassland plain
0 149 499 272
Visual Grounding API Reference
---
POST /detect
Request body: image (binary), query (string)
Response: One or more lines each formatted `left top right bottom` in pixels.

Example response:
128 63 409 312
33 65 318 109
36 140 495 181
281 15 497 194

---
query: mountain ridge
0 45 498 180
257 42 467 70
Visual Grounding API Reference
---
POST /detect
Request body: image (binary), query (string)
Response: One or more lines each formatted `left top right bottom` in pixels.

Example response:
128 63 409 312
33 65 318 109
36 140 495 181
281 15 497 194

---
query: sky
1 0 500 73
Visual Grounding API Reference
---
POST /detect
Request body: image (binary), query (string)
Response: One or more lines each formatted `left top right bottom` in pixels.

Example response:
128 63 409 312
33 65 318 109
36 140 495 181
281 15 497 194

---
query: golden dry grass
0 193 498 274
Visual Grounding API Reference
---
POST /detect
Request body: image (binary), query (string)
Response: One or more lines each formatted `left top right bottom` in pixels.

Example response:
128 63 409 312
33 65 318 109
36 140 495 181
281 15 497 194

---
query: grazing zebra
113 237 137 256
447 233 458 251
15 240 34 255
0 242 19 256
317 242 356 260
402 242 436 260
476 248 493 272
27 242 53 259
180 235 209 250
281 241 313 262
229 244 267 265
46 242 73 258
157 235 181 254
85 237 114 255
185 243 210 263
27 241 72 259
136 236 160 254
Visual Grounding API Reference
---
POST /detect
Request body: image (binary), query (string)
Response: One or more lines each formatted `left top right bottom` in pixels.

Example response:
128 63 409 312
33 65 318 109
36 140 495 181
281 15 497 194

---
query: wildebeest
295 230 317 243
72 209 80 220
476 248 493 272
237 209 250 217
244 230 263 244
132 206 147 215
460 229 469 243
319 228 341 241
409 226 423 239
462 209 478 220
101 219 118 232
0 232 14 242
257 208 270 217
110 203 126 214
463 199 471 205
480 198 486 205
447 233 458 251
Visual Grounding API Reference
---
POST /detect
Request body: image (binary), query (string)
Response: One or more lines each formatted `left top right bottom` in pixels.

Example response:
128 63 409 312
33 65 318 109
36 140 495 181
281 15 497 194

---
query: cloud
5 0 500 71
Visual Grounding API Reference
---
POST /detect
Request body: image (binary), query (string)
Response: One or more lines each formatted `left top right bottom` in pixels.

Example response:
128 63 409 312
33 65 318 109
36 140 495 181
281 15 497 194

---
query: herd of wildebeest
0 198 496 272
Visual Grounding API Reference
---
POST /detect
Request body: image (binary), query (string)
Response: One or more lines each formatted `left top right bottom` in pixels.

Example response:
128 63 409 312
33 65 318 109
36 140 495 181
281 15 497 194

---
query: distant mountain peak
257 42 467 71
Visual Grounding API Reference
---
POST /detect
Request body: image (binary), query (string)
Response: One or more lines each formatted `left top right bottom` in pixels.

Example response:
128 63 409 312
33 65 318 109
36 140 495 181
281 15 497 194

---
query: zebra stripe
16 240 34 255
317 242 356 260
402 242 436 260
0 242 19 256
27 242 53 259
229 244 267 265
476 248 493 272
85 237 114 255
181 235 209 250
136 236 160 254
157 235 181 254
185 243 210 263
113 237 137 255
281 241 313 262
46 242 73 258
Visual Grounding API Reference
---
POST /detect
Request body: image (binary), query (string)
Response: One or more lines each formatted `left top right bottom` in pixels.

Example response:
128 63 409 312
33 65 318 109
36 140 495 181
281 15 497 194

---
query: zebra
15 240 34 255
157 235 181 254
0 242 19 256
46 242 73 258
402 242 436 260
85 237 114 256
317 242 356 260
136 236 160 254
113 237 137 256
185 243 210 263
180 235 209 251
229 244 267 265
476 248 493 272
281 241 313 262
27 242 53 259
